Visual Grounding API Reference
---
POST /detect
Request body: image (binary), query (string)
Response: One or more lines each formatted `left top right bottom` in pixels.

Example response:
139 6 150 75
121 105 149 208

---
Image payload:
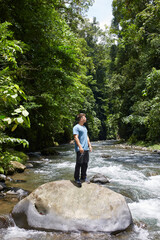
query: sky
86 0 113 29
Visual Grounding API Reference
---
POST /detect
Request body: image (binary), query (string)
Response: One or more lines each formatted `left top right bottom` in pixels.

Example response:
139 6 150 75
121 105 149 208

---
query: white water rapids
0 140 160 239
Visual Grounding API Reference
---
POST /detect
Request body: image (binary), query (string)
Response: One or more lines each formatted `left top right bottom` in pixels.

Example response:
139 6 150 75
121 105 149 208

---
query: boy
73 113 92 187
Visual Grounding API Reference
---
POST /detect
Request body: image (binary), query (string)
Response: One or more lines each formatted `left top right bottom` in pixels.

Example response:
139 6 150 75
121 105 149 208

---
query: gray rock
25 163 34 168
0 174 6 182
90 173 110 184
6 176 13 182
12 180 132 233
5 188 29 200
0 182 6 191
101 155 111 158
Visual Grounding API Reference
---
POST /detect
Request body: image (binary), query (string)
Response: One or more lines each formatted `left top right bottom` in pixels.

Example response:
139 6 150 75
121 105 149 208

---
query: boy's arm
73 134 84 153
87 136 92 152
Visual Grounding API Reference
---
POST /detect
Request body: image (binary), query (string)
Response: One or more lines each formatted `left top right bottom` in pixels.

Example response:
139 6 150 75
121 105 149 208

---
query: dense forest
0 0 160 160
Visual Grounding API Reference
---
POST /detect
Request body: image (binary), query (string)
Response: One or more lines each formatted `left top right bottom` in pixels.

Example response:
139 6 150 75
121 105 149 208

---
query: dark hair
77 113 86 122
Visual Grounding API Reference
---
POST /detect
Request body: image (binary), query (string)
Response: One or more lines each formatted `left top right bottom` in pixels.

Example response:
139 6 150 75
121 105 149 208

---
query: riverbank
114 140 160 154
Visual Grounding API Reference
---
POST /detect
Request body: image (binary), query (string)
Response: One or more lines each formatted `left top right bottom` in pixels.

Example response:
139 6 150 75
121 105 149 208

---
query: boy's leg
74 151 83 180
81 151 89 180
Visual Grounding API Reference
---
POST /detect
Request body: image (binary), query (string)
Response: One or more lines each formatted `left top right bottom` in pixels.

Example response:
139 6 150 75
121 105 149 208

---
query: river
0 140 160 240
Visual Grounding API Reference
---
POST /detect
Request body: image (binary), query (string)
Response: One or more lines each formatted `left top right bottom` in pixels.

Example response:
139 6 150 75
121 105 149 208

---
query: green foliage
0 0 101 148
0 152 12 174
0 22 30 150
0 150 27 174
0 167 4 174
142 68 160 141
0 136 29 148
54 0 94 31
107 0 160 142
78 18 113 139
6 149 28 163
3 0 160 147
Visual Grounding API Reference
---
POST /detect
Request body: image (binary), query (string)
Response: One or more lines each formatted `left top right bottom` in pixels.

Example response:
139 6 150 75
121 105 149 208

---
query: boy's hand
89 146 92 152
79 146 84 153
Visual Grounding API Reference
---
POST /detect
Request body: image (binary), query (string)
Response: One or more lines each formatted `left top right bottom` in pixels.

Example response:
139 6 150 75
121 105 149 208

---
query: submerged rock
90 173 110 184
101 155 111 159
12 180 132 233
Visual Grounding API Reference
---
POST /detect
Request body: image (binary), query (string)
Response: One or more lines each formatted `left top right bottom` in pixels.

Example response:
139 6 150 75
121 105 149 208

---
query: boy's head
77 113 86 123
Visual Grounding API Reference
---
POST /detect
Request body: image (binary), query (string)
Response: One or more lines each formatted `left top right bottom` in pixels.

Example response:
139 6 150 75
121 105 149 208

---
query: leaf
0 115 6 119
11 124 17 132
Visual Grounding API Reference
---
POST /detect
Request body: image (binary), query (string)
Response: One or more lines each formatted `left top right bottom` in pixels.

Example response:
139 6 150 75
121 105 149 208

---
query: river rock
25 163 34 168
101 155 111 159
41 147 59 156
90 173 109 184
10 161 26 173
0 174 6 182
5 187 29 200
7 167 15 175
0 182 6 191
12 180 132 233
90 173 110 184
6 176 13 182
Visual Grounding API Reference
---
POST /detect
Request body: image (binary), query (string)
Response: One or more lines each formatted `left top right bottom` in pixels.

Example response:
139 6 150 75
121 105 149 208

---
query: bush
0 150 28 174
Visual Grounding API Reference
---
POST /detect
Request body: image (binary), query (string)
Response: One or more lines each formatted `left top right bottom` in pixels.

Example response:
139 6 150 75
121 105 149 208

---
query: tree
107 0 160 142
0 22 30 151
0 0 99 148
78 18 112 139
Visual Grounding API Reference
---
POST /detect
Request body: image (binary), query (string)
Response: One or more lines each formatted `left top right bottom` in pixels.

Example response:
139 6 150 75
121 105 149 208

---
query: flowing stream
0 140 160 240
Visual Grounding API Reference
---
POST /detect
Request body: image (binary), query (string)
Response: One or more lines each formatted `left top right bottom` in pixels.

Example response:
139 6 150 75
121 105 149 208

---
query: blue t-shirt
73 124 89 152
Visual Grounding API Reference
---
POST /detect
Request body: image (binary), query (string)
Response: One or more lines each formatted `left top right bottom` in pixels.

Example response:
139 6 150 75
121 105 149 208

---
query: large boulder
12 180 132 233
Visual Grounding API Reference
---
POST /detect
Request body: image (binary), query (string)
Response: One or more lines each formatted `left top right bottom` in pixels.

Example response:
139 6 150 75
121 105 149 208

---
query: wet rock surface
12 180 132 233
90 173 110 184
